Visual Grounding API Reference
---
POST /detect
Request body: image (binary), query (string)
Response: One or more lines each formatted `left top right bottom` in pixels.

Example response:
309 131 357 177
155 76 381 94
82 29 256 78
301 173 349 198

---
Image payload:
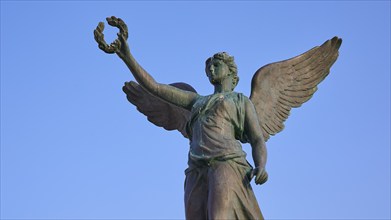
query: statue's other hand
251 167 268 185
94 16 130 59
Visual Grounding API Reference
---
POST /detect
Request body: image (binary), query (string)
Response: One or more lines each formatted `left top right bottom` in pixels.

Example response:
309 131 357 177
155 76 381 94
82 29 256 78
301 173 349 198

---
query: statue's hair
205 52 239 89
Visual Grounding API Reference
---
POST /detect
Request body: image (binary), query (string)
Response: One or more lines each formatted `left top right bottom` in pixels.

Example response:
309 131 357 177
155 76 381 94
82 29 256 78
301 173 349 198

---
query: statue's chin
211 79 221 85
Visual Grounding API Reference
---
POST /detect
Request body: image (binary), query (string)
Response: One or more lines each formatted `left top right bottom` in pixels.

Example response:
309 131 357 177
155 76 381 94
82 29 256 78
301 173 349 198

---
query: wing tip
331 36 342 49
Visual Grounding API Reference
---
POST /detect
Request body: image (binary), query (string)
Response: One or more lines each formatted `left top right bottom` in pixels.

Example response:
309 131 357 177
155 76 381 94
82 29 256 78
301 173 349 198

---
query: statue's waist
185 152 251 175
188 146 246 162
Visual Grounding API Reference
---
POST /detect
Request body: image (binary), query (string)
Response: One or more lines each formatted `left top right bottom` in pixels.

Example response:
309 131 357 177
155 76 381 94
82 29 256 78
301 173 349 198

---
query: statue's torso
187 92 247 161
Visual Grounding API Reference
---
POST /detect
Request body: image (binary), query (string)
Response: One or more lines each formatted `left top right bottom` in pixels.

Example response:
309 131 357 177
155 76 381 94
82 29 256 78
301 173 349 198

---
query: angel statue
94 16 342 220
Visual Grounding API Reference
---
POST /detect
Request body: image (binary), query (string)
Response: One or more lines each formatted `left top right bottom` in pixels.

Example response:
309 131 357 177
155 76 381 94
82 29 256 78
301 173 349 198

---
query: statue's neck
213 77 233 94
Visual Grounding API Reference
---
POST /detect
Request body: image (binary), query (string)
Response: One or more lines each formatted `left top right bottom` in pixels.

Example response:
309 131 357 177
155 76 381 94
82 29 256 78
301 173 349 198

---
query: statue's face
206 59 231 85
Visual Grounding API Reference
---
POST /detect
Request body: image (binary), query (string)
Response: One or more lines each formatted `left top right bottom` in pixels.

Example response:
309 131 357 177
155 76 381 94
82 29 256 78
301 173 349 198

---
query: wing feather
250 37 342 141
122 81 197 138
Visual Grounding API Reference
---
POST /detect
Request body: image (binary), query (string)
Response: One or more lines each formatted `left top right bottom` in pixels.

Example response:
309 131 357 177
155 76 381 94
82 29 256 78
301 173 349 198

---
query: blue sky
1 1 390 219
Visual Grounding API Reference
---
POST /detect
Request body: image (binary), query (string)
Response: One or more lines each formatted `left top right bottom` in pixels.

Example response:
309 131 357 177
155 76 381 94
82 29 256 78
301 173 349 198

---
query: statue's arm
121 50 198 110
95 17 198 110
244 98 268 185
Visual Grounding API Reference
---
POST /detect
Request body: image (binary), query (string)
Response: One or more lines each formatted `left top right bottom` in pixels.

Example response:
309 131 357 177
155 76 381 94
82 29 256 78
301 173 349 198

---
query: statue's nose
209 65 214 73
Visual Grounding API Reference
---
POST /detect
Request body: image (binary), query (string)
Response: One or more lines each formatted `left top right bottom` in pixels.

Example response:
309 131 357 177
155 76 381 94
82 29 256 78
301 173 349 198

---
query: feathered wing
250 36 342 141
122 81 197 138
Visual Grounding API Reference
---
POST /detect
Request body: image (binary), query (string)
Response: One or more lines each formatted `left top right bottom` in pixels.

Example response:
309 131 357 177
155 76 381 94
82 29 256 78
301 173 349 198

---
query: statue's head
205 52 239 90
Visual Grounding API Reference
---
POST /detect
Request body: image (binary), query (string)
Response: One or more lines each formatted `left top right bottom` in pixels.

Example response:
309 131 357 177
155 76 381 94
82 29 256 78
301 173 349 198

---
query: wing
122 81 197 138
250 36 342 141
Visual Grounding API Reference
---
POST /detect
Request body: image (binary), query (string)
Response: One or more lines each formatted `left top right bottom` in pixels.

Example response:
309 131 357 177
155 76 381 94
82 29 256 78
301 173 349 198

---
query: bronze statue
94 16 342 219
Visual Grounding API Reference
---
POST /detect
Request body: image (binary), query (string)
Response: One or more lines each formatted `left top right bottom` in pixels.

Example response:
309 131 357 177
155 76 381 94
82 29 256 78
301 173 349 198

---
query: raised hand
94 16 130 59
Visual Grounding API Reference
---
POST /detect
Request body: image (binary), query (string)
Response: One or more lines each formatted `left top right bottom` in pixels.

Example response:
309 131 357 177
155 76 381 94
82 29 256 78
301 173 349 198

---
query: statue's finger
255 173 261 183
111 39 121 52
256 172 268 185
117 32 127 43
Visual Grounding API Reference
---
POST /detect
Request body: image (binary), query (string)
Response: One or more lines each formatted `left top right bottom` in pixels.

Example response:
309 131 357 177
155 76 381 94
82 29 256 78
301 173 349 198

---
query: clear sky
1 1 390 219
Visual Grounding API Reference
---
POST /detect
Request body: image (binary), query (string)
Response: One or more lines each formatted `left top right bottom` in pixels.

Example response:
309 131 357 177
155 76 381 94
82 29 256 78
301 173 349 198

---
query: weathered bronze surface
94 16 342 219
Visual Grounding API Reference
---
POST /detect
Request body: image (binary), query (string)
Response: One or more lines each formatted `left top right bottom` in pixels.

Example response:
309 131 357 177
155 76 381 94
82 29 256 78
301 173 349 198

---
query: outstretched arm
244 98 268 185
94 16 198 110
119 40 197 110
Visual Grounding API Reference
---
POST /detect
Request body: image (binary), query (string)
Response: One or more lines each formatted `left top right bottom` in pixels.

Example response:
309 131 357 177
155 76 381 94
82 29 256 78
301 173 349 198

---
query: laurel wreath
94 16 129 54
